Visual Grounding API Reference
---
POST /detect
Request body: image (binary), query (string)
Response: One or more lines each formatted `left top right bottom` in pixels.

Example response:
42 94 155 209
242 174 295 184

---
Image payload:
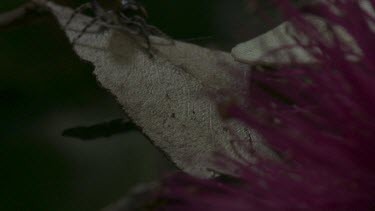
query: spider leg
136 24 153 58
72 16 100 45
120 17 154 58
131 16 174 44
145 24 166 36
71 10 121 45
145 24 174 44
63 2 93 30
64 27 99 34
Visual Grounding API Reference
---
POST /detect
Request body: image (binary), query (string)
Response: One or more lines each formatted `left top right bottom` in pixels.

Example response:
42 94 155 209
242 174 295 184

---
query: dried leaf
232 19 362 65
231 0 375 66
232 21 316 65
46 2 277 177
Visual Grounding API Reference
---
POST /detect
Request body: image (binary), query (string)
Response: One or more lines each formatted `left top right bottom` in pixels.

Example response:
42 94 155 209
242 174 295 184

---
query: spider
64 0 171 57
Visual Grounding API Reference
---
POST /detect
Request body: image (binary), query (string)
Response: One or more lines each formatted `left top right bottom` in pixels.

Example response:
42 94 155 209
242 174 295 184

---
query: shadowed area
0 0 296 210
62 118 139 140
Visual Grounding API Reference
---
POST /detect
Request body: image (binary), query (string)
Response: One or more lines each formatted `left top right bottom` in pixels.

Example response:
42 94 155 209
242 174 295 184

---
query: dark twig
62 118 138 140
0 2 38 27
0 0 50 27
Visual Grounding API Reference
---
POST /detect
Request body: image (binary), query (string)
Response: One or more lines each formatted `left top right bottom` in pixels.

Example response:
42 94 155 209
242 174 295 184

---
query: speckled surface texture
47 2 276 177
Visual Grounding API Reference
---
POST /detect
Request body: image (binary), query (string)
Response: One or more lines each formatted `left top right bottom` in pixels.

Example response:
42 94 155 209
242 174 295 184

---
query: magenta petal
157 1 375 210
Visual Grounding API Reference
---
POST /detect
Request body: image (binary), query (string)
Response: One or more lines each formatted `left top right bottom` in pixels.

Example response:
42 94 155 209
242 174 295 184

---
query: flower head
157 1 375 210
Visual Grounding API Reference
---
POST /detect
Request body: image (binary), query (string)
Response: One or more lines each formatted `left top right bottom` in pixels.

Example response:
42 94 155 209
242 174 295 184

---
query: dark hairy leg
63 2 92 30
71 16 100 45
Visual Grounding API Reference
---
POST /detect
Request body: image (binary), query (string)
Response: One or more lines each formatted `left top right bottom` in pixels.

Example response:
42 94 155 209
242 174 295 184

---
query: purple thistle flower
157 1 375 210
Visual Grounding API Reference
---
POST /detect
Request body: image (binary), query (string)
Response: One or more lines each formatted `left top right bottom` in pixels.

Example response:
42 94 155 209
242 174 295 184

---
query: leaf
62 118 138 140
232 21 316 65
232 0 375 66
231 8 370 65
45 2 277 177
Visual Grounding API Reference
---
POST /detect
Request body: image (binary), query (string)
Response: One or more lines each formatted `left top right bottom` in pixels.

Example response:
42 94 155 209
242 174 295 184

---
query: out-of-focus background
0 0 287 210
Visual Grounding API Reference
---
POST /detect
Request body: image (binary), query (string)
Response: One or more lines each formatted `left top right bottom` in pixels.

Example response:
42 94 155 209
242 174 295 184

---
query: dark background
0 0 286 210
